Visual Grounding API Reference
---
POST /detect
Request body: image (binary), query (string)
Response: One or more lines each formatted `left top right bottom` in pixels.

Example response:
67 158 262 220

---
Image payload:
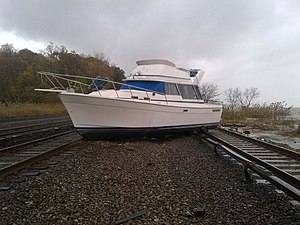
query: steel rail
0 131 82 178
0 130 75 155
0 120 72 137
203 129 300 202
0 123 74 149
219 128 300 160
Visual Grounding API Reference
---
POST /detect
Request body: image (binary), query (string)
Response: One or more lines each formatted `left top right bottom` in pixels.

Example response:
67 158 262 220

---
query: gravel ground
1 134 299 224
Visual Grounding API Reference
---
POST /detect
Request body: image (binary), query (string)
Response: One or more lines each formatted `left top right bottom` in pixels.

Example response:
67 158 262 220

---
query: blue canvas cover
120 81 165 93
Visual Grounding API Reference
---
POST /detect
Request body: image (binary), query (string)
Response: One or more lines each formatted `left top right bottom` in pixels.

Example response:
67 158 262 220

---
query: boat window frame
193 86 202 100
177 84 200 100
165 83 180 95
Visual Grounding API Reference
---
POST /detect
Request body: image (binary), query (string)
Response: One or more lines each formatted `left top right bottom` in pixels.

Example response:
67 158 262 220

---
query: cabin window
177 84 199 99
193 86 202 99
165 83 180 95
120 81 165 93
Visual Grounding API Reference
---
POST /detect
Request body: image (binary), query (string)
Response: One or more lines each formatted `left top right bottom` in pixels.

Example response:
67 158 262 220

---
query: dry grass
221 107 300 137
0 103 67 119
279 125 300 137
222 107 293 126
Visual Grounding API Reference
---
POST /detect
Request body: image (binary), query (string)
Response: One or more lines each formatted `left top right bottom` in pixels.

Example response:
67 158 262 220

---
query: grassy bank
221 106 300 137
0 103 67 119
221 109 294 129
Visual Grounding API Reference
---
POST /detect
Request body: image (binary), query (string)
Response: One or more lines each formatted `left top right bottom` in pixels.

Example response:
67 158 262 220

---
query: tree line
199 83 260 109
199 83 292 120
0 43 125 103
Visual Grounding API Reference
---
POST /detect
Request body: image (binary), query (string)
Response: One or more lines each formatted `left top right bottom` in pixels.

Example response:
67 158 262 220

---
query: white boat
36 59 222 140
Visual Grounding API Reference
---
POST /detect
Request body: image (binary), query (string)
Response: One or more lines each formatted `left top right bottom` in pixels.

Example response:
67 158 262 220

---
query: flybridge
136 59 175 67
128 59 205 84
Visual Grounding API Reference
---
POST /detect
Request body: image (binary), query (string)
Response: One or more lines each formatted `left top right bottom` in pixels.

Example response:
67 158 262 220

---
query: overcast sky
0 0 299 106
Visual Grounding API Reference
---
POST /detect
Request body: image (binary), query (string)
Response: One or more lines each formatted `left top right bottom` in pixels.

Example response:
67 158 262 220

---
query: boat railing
36 71 168 103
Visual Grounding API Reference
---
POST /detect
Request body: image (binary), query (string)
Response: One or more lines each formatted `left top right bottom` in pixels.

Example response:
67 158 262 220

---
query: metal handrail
37 71 167 102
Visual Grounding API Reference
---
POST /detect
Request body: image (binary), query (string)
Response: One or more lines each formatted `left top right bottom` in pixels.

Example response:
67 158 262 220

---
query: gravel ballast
1 135 299 224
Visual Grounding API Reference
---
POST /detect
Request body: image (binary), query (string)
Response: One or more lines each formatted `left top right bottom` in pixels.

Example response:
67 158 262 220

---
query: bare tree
199 83 220 102
239 87 259 108
224 87 242 110
224 87 260 110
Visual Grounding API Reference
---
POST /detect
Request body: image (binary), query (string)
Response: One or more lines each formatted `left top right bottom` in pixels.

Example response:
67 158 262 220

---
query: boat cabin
120 80 202 100
120 59 204 100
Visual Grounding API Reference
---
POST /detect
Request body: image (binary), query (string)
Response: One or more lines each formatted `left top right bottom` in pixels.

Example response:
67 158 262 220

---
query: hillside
0 43 125 103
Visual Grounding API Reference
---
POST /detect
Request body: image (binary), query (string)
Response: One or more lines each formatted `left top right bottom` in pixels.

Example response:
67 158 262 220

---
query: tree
199 83 220 102
224 87 242 110
224 87 260 110
239 87 259 109
0 43 16 54
0 42 125 103
0 44 19 99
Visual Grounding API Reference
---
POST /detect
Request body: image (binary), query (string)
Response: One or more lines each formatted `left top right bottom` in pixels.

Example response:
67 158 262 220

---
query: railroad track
203 128 300 202
0 115 70 129
0 120 74 148
0 130 82 179
0 120 72 137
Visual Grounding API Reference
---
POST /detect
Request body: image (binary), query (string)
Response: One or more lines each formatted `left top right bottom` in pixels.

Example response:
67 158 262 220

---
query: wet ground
235 127 300 151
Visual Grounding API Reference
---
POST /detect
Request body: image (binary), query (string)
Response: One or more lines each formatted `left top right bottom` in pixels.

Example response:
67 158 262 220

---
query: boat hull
59 93 222 140
76 123 218 140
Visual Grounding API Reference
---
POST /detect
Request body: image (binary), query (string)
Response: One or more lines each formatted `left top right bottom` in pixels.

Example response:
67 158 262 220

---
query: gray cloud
0 0 299 105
